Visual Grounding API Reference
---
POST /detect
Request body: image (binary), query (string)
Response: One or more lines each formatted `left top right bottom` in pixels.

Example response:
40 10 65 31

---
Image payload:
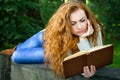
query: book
63 44 114 79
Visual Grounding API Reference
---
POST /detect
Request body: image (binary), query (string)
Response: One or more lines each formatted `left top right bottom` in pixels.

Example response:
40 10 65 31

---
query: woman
1 1 103 79
43 2 103 78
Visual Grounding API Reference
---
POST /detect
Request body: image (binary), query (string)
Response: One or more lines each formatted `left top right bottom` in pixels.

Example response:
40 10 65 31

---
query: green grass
109 42 120 68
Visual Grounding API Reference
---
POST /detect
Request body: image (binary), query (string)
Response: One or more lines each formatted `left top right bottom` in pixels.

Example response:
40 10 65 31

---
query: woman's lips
77 30 84 34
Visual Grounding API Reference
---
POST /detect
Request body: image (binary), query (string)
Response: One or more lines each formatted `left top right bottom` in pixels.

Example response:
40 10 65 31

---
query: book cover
63 44 114 79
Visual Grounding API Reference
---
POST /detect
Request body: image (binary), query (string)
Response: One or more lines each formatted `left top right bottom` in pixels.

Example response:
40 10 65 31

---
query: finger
87 19 90 28
88 21 94 35
91 27 94 35
90 65 93 72
87 19 94 31
81 20 94 37
90 65 96 76
85 20 93 36
83 66 90 78
87 19 91 27
88 26 94 36
80 20 90 37
91 65 96 72
83 66 88 76
81 27 91 37
84 66 90 74
90 65 94 75
93 65 96 73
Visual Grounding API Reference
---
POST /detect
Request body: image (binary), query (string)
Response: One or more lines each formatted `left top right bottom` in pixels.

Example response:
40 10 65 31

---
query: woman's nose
77 23 82 29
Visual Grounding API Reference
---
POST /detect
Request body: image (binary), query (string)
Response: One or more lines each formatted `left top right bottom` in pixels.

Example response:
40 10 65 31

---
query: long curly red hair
43 2 103 77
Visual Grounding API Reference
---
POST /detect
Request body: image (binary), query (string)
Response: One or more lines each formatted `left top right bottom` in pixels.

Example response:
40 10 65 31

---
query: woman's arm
77 19 96 78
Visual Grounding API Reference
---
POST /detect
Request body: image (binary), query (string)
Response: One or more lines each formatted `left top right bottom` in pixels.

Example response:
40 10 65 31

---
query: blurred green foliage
87 0 120 44
0 0 44 49
40 0 63 25
0 0 120 51
0 0 64 50
87 0 120 68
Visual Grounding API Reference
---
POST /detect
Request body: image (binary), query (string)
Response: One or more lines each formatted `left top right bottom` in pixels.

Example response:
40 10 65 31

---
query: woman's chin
73 33 84 36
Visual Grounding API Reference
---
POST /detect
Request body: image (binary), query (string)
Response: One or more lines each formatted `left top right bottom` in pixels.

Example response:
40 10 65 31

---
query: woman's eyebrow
80 17 86 20
71 16 86 22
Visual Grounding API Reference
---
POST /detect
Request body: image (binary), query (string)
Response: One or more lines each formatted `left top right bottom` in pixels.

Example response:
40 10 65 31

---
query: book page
63 44 113 61
64 51 88 61
88 44 113 52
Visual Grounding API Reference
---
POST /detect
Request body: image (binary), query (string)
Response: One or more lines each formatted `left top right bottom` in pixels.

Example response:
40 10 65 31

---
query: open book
63 44 114 79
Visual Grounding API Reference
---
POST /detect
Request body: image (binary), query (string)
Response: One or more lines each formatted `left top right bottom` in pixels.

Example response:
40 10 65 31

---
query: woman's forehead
70 9 86 21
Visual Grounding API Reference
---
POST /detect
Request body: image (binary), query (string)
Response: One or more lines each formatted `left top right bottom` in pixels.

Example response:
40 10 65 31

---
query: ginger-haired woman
1 1 103 79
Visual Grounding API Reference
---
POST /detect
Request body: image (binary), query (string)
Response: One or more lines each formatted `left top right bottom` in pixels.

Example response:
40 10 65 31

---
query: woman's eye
80 19 85 22
71 22 76 25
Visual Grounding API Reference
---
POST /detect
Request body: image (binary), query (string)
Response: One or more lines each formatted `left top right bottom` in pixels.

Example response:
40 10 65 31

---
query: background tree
0 0 44 50
39 0 63 25
0 0 120 51
87 0 120 43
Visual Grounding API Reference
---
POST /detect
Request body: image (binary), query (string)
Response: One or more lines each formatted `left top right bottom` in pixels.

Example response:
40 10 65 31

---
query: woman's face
70 8 88 36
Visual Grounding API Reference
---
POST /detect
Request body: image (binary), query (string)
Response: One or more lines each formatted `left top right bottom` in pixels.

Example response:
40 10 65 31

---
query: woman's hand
82 65 96 78
80 19 94 38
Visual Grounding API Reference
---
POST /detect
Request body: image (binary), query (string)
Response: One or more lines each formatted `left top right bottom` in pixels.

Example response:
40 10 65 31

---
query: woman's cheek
82 23 88 32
